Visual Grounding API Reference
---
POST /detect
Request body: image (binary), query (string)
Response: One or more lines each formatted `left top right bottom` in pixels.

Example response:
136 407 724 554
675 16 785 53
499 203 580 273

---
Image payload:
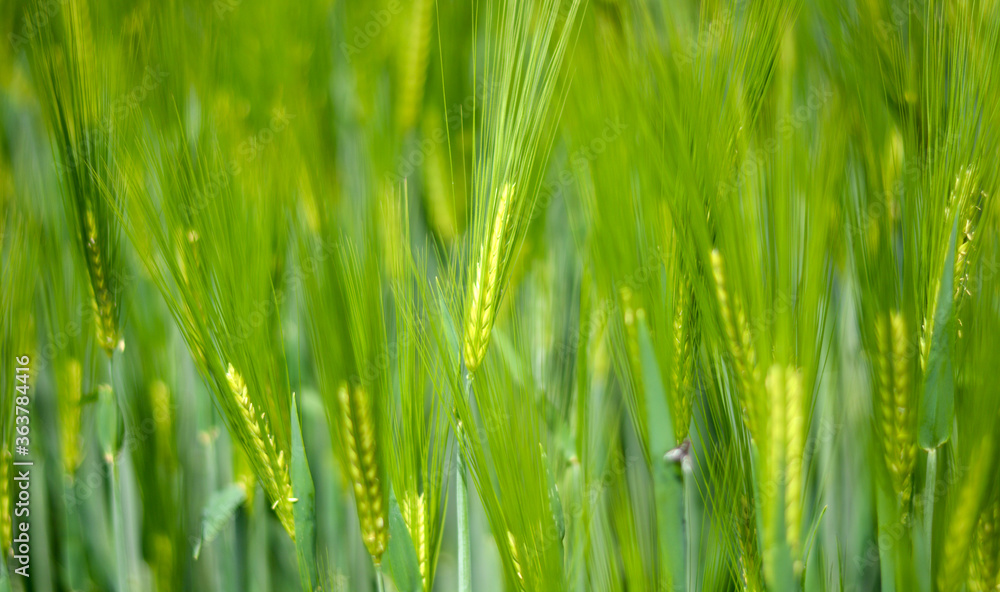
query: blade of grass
291 393 318 591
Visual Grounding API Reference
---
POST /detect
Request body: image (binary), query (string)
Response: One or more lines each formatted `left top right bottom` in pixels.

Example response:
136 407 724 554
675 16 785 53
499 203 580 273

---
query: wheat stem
939 451 988 592
970 499 1000 590
784 367 803 555
457 372 473 592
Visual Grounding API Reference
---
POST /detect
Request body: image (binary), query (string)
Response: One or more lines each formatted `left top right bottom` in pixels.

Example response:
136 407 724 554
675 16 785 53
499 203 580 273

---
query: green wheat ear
711 249 758 436
399 492 428 590
464 184 512 372
671 277 697 441
338 382 388 564
28 1 127 358
875 311 917 505
58 358 83 474
969 499 1000 590
226 364 295 536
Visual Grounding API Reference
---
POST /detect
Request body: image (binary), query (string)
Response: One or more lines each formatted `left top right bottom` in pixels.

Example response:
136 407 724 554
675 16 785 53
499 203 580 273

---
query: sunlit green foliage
1 0 999 590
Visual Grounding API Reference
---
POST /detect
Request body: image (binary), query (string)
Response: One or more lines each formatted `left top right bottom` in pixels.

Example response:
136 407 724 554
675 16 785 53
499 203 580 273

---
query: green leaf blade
919 217 958 449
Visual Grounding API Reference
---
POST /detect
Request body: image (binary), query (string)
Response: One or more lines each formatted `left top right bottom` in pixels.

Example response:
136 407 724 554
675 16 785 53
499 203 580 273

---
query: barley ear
969 499 1000 591
939 451 991 592
59 358 83 474
890 311 915 505
784 367 803 555
738 494 763 592
463 184 512 372
506 531 525 592
711 249 756 436
338 382 388 563
401 492 428 591
225 364 295 536
620 287 642 390
84 209 122 355
875 313 895 483
763 364 787 585
671 280 695 440
396 0 434 132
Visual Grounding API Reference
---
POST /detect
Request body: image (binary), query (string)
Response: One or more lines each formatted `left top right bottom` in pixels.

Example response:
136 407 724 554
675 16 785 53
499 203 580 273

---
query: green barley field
2 0 1000 590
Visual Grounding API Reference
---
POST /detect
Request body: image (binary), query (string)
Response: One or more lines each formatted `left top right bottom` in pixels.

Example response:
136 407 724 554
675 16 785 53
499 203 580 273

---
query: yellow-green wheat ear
84 209 122 355
711 249 756 436
401 492 429 590
738 494 764 592
889 311 915 506
338 382 388 563
225 364 295 536
463 184 512 372
671 280 696 440
875 313 895 485
969 499 1000 591
506 531 525 592
59 358 84 474
763 365 787 574
396 0 434 132
939 450 991 592
619 287 641 388
784 366 804 555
